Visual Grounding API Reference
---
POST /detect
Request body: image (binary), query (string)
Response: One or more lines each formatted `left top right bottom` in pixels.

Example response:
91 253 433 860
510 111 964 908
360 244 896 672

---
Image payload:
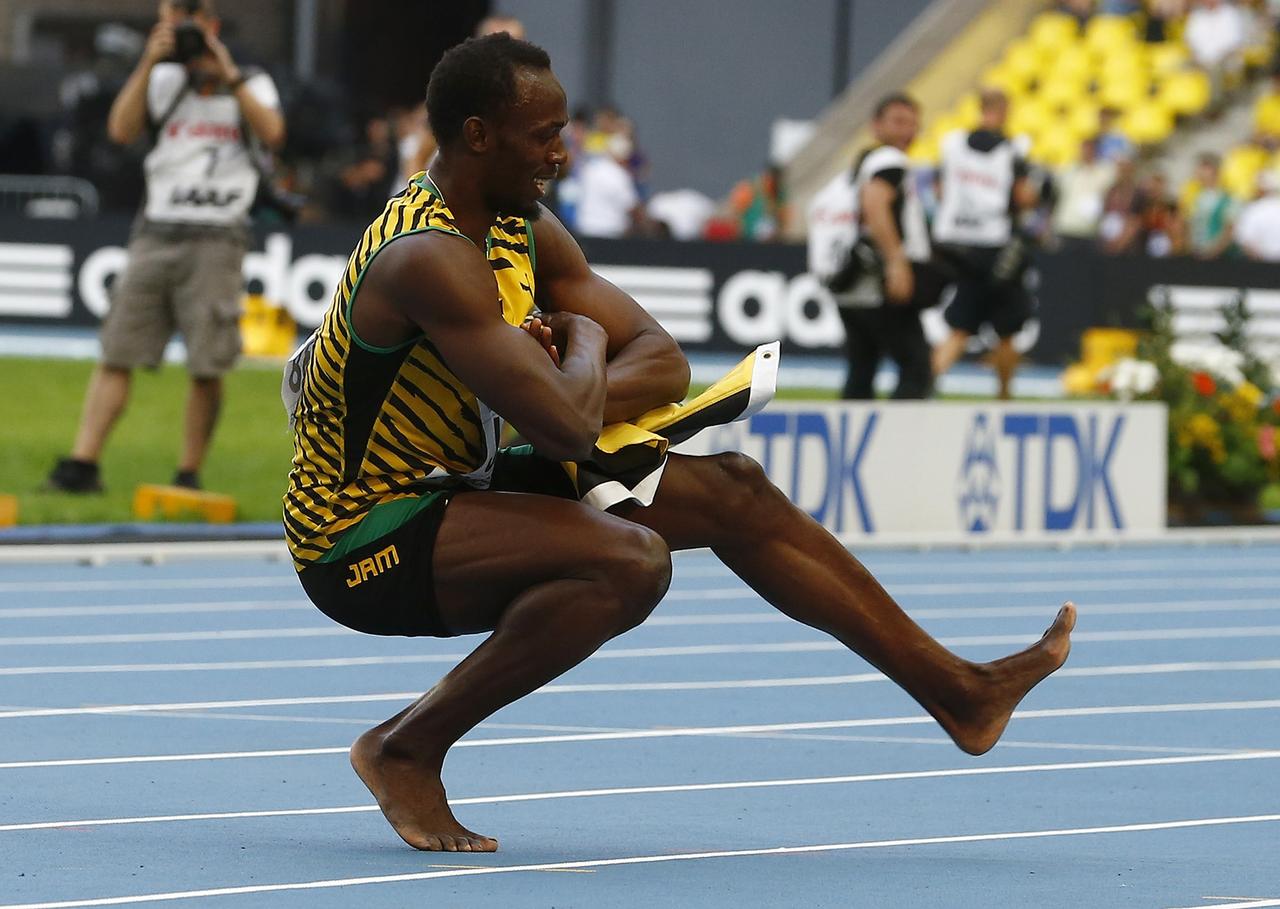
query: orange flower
1192 372 1216 396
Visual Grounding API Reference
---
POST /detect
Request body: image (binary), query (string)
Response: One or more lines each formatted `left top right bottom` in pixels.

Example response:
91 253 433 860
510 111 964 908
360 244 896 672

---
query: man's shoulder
860 145 908 177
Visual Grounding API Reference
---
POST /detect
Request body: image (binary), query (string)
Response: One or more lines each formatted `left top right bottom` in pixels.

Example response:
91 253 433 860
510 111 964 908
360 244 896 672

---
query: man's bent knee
604 524 672 632
710 451 777 509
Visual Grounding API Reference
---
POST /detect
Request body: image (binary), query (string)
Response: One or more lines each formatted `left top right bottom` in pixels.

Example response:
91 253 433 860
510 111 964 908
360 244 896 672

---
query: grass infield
1 356 837 526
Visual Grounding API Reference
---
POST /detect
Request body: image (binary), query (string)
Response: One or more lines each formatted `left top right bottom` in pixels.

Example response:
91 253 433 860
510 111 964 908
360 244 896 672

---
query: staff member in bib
809 93 934 400
47 0 284 493
930 88 1037 401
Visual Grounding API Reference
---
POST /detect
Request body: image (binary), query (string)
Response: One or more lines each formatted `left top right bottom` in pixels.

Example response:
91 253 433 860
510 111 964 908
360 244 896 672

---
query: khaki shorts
99 223 248 378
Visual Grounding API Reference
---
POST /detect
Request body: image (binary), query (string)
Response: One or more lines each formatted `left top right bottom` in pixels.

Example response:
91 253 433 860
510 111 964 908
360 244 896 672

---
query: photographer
930 89 1036 401
809 93 936 400
47 0 284 494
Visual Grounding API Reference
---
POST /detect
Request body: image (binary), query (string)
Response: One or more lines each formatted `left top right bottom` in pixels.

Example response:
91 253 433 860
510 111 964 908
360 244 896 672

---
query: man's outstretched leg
623 452 1074 756
349 492 671 852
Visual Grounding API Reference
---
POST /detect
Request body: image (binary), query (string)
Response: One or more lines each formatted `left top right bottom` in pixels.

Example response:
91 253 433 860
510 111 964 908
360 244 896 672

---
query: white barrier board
677 401 1167 544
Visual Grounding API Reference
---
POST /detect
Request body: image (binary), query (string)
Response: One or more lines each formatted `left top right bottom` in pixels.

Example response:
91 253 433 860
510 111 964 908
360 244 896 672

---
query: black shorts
937 245 1033 339
296 446 577 638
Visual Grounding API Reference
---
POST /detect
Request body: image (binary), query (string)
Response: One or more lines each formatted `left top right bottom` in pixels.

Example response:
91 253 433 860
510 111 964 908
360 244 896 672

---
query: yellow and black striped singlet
282 173 537 566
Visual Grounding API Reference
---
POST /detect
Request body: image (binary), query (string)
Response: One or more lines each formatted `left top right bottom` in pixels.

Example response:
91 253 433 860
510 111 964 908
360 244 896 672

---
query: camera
169 0 208 64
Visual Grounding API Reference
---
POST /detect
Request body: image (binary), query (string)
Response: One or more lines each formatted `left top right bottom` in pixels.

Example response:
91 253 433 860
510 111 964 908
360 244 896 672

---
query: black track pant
838 303 932 400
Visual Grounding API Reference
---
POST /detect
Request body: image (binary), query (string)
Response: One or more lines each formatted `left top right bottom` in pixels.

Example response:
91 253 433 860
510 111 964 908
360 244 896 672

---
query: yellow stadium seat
1084 15 1139 55
1028 11 1080 52
1038 73 1092 109
1148 42 1190 75
1096 48 1149 84
1157 69 1212 116
1066 98 1103 137
953 92 981 130
1031 124 1082 168
1120 102 1175 145
1255 92 1280 137
1050 43 1096 83
1244 38 1274 70
1007 98 1054 138
1097 71 1151 110
1178 177 1202 218
1221 145 1268 199
1003 38 1047 83
908 133 940 165
980 62 1030 95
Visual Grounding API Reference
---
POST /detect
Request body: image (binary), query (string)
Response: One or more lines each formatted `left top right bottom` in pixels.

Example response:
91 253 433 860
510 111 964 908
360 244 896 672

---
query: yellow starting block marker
132 484 237 524
0 493 17 527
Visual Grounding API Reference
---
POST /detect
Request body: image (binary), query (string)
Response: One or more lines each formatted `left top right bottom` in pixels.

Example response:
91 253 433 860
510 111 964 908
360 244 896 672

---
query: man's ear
462 116 489 154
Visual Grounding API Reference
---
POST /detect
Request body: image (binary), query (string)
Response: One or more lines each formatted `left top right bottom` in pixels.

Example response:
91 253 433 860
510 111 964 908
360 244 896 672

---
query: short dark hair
873 92 919 119
426 33 552 145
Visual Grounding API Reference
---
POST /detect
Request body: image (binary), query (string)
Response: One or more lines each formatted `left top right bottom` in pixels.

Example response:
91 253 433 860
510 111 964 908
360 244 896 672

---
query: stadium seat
1097 70 1151 110
1028 11 1080 52
1255 91 1280 137
1221 144 1268 198
1031 124 1081 167
1002 39 1047 83
1156 69 1212 116
1178 177 1202 217
1038 72 1092 110
1007 97 1054 138
908 132 940 165
980 62 1030 96
954 92 981 130
1120 102 1175 145
1066 98 1103 137
1083 15 1139 55
1148 41 1190 76
1050 43 1096 83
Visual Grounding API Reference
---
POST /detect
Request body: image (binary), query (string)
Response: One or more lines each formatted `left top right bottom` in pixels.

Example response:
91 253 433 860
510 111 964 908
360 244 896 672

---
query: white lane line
0 600 310 619
0 576 297 593
4 750 1279 834
4 814 1279 909
729 733 1250 756
4 699 1280 769
3 596 1279 624
2 571 1278 598
682 555 1280 578
5 623 1280 649
4 658 1280 706
1167 901 1280 909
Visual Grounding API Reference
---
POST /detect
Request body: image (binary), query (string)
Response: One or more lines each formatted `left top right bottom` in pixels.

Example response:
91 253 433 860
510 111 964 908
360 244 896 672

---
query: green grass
0 357 293 525
0 355 847 527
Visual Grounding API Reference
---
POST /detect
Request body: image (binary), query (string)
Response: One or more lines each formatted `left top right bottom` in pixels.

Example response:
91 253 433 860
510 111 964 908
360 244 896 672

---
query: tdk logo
958 414 1000 533
993 412 1126 532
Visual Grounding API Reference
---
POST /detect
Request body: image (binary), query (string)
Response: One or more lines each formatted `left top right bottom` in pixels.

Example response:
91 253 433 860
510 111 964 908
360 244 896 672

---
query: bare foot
941 602 1076 756
350 729 498 852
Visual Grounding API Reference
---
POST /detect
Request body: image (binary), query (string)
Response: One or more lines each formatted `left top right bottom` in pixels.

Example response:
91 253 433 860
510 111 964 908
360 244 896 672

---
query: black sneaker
173 469 201 490
45 458 104 494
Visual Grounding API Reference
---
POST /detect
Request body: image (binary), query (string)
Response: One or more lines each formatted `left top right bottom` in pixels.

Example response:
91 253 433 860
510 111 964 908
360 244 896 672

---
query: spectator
1098 155 1143 253
1096 107 1135 162
646 189 716 240
1136 171 1185 256
574 131 640 238
807 92 937 400
1235 170 1280 260
1058 0 1096 26
1184 0 1248 89
1052 136 1117 242
1253 69 1280 145
726 164 788 241
45 0 285 495
1185 153 1239 257
931 88 1039 400
319 114 397 222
